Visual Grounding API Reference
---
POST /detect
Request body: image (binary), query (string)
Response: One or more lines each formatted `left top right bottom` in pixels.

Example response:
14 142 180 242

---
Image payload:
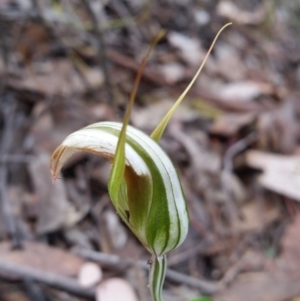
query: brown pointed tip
48 165 57 183
49 145 65 184
50 169 57 184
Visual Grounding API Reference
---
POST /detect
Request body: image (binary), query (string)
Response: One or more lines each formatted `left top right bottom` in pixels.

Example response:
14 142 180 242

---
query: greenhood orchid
50 24 231 301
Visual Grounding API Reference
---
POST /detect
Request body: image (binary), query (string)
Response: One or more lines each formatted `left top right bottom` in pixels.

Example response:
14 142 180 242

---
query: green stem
149 254 167 301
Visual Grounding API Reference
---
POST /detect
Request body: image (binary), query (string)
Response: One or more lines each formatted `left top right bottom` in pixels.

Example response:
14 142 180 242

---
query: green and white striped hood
50 121 189 256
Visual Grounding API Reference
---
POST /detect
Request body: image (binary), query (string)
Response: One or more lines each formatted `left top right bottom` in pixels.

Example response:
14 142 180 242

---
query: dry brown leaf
216 216 300 301
96 278 138 301
17 22 51 64
232 201 280 234
103 210 128 250
132 98 199 132
246 150 300 201
219 81 273 102
0 241 83 278
8 60 103 96
167 32 205 66
29 153 69 233
0 290 30 301
280 214 300 271
215 270 300 301
257 101 297 153
217 1 265 25
160 63 186 84
29 153 83 234
213 43 246 81
210 113 255 136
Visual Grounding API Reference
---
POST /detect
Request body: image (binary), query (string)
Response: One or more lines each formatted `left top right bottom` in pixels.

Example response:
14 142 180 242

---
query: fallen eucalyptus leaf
246 150 300 201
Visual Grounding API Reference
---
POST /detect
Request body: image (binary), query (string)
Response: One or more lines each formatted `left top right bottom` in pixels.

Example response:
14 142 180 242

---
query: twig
0 166 19 246
167 236 231 267
81 0 114 104
29 0 91 91
165 269 224 294
0 259 94 298
107 49 167 85
0 100 21 248
221 132 257 222
72 246 146 269
110 0 142 38
0 14 9 94
0 170 17 239
23 278 47 301
72 248 224 294
0 154 34 164
223 132 257 172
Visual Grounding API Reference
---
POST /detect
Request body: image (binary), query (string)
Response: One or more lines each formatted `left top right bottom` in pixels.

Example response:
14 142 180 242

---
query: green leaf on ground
187 297 215 301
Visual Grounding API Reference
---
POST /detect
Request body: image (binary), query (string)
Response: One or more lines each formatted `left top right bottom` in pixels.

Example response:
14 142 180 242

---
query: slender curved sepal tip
50 121 189 256
151 22 232 142
108 29 166 212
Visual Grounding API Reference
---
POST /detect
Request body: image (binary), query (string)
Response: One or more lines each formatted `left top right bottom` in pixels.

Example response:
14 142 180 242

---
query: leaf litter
0 0 300 300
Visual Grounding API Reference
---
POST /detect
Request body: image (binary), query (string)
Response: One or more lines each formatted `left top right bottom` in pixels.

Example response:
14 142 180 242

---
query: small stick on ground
73 247 224 294
221 132 258 223
0 259 94 299
0 100 21 248
81 0 114 104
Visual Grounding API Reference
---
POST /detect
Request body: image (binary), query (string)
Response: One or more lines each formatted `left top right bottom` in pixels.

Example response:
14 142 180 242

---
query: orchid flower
50 24 231 301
